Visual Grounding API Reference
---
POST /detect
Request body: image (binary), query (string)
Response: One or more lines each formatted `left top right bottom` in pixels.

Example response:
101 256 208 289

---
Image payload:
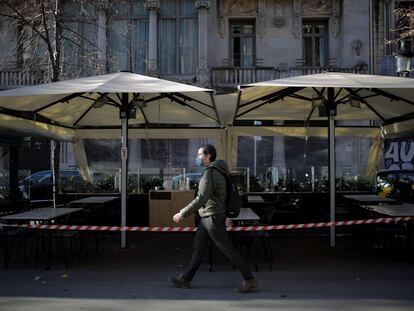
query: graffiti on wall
384 139 414 170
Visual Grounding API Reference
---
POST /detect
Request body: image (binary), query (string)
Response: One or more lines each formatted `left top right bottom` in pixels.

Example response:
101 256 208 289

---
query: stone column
196 1 210 87
145 1 160 77
96 0 108 74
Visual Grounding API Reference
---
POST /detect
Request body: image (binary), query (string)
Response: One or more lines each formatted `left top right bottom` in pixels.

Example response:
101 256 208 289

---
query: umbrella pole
50 140 56 208
328 113 336 247
120 94 129 249
327 88 336 247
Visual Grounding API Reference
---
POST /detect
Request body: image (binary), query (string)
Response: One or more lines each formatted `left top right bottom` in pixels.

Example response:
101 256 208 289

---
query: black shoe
169 276 191 289
233 278 257 293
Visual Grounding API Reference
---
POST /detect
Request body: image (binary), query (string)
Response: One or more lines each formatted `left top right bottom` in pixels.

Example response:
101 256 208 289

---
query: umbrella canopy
236 72 414 129
0 72 220 129
236 72 414 247
0 72 219 248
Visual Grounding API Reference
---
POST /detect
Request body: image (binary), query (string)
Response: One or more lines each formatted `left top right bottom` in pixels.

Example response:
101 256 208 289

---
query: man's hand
173 212 184 223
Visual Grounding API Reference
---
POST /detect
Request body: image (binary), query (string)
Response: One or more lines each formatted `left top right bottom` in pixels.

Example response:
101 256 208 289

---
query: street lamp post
395 39 413 77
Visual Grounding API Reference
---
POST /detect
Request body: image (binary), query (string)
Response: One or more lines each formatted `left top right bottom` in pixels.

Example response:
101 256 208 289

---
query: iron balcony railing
211 65 368 89
0 66 368 90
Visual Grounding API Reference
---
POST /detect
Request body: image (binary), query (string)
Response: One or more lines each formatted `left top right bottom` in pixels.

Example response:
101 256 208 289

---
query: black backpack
207 167 241 218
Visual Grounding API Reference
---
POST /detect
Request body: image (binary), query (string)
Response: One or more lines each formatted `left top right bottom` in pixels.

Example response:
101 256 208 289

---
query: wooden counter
149 190 195 227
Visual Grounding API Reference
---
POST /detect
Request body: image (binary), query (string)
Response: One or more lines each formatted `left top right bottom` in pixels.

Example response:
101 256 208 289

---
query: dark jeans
182 213 254 282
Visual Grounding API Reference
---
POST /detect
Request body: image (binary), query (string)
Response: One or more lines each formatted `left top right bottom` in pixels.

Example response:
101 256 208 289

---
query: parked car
19 169 83 202
376 170 414 202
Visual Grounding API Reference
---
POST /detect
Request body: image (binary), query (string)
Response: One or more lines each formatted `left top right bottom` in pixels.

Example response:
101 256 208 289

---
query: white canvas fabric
0 72 219 130
237 72 414 126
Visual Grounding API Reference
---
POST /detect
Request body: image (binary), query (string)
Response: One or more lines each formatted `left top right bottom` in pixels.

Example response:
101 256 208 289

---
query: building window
302 21 328 67
229 20 255 67
62 1 98 77
158 0 198 74
108 0 149 74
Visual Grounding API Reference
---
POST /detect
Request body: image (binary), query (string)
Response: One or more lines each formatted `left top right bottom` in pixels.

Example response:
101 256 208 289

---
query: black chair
229 207 275 272
207 207 275 272
64 207 100 257
370 222 410 261
1 226 35 268
256 207 275 266
51 230 83 269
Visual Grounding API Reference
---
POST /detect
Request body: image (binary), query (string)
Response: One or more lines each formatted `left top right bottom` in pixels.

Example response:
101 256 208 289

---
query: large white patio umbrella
0 72 220 247
236 72 414 247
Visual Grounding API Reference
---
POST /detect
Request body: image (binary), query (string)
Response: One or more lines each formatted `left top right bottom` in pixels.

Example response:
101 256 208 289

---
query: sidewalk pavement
1 232 414 311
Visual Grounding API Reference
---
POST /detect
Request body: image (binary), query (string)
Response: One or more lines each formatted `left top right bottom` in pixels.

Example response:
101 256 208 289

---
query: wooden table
362 203 414 260
343 194 398 204
247 195 265 204
69 196 118 205
362 203 414 217
1 207 83 222
230 207 260 226
1 207 83 270
69 197 119 225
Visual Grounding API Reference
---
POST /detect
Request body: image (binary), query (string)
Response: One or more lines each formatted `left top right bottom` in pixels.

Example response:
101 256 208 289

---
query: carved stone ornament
293 0 301 38
228 0 258 15
352 39 362 57
96 0 109 11
273 0 285 27
145 0 160 11
301 0 332 15
217 0 226 38
332 0 340 37
147 59 159 77
258 0 266 38
196 1 210 9
292 0 340 38
217 0 266 39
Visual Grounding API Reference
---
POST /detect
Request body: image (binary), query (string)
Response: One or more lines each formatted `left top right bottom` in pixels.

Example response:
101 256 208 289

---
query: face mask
195 156 203 167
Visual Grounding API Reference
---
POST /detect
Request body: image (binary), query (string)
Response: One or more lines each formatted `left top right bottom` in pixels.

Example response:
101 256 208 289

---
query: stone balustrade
0 70 46 90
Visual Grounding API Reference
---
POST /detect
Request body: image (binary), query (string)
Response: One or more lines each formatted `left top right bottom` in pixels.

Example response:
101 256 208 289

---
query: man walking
170 144 257 293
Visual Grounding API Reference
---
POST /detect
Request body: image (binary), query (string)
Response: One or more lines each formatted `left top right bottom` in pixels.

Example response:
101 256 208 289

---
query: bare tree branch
60 23 105 54
0 0 107 82
3 2 48 42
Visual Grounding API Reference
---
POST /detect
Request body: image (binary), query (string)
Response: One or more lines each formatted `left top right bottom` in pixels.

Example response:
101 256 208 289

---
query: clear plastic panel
0 169 9 204
237 135 374 192
229 167 249 193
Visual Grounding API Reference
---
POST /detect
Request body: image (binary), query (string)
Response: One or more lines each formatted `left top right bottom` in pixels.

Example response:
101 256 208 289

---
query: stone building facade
3 0 406 91
1 0 412 89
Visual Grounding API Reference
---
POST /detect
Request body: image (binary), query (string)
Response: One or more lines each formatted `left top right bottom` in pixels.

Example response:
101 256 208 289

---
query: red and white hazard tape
1 216 413 232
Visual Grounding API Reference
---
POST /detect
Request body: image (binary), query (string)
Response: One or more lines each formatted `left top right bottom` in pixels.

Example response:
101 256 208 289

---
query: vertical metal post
224 127 228 163
327 88 336 247
120 93 129 248
311 166 315 192
253 121 262 178
50 140 56 208
253 138 257 177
